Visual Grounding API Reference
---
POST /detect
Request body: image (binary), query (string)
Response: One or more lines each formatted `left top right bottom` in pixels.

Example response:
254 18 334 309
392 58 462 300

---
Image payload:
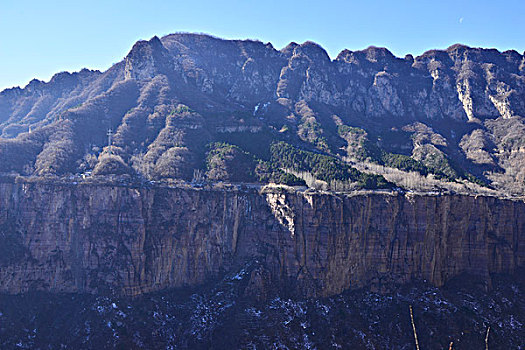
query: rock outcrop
1 180 523 297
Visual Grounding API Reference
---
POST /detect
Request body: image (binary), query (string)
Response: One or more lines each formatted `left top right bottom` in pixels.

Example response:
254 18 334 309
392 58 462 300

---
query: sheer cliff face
1 181 523 297
1 34 524 193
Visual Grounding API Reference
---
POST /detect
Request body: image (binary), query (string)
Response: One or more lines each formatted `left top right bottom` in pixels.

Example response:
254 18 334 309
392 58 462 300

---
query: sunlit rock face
1 181 523 297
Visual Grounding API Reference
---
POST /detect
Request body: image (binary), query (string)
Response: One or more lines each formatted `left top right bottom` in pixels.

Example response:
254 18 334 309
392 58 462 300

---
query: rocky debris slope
0 180 523 298
0 264 522 349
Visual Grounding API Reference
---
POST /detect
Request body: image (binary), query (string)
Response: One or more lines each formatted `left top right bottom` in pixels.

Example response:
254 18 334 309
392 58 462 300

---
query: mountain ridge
1 33 524 195
3 35 523 93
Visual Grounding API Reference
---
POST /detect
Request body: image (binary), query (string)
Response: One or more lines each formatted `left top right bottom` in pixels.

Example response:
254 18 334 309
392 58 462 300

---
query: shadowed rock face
1 181 523 297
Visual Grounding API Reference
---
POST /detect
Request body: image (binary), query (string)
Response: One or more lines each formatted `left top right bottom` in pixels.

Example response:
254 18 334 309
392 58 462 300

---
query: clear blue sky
1 0 524 91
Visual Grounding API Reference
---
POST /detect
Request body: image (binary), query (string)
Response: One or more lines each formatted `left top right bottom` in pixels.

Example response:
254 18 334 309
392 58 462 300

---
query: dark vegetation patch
92 154 134 176
206 142 257 182
270 141 392 189
339 125 488 186
205 142 305 186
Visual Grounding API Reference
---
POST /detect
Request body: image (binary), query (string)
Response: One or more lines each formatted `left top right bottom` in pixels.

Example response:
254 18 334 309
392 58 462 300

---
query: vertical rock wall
0 182 523 297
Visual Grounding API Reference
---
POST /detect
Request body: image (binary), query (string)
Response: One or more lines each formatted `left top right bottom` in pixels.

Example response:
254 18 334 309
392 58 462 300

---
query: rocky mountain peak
292 41 331 62
361 46 396 63
124 35 172 80
280 42 299 57
446 43 471 54
335 46 398 68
